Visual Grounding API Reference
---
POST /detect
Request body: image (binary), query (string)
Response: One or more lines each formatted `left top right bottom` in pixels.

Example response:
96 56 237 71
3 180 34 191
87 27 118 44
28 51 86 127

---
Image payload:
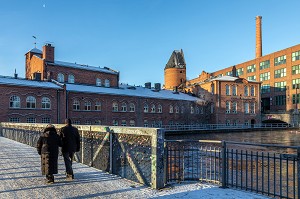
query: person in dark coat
59 118 80 180
37 124 61 184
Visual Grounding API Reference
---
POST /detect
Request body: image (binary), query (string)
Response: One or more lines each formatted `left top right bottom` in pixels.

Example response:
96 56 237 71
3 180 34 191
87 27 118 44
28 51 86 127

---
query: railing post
297 147 300 199
109 128 113 174
221 140 228 188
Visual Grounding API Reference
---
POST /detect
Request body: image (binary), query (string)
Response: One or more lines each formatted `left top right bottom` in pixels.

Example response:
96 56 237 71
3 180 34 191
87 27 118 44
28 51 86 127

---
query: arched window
10 95 20 108
232 85 237 96
26 96 36 109
158 104 162 113
41 97 51 109
250 86 255 96
151 104 156 113
73 99 80 110
129 103 135 112
226 85 230 96
57 73 64 82
121 102 127 112
196 107 199 114
112 102 118 112
96 78 101 86
105 79 110 87
144 104 148 113
226 101 230 113
68 74 75 83
244 86 249 96
169 105 174 113
190 106 194 114
84 101 91 111
175 106 179 113
95 101 101 111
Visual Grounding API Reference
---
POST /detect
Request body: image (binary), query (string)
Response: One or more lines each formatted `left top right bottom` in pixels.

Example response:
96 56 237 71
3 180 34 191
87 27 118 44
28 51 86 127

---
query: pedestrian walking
37 124 61 184
60 118 80 180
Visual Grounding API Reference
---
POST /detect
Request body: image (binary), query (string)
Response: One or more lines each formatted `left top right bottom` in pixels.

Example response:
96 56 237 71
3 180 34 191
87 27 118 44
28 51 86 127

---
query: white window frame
57 73 64 82
41 97 51 109
26 96 36 109
10 95 20 108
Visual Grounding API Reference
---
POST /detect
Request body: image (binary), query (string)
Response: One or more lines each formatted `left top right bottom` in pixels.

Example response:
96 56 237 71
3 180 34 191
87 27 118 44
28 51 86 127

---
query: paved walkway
0 137 269 199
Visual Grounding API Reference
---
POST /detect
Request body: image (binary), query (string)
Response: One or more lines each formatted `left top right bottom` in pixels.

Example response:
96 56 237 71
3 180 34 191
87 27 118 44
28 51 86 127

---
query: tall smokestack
255 16 262 58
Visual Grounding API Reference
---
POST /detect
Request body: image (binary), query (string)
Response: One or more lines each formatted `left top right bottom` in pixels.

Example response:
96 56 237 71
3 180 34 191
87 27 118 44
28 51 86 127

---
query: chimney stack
255 16 262 58
43 43 55 62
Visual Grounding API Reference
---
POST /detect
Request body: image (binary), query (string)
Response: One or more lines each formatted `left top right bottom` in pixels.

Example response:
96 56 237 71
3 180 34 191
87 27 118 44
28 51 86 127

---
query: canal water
166 129 300 146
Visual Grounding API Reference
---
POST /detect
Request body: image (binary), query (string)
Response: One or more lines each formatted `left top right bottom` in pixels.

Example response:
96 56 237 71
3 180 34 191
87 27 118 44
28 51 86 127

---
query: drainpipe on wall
65 91 68 119
57 89 60 124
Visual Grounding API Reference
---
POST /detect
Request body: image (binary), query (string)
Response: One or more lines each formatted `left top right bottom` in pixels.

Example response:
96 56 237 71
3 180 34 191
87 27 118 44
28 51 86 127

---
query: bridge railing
162 123 294 131
165 139 300 199
0 122 165 189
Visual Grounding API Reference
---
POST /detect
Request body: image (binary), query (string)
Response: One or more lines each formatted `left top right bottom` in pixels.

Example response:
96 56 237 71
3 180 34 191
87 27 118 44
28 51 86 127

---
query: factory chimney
255 16 262 58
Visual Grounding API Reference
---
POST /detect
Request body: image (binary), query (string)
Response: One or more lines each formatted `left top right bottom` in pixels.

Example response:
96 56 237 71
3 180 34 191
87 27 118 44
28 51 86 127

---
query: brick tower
255 16 262 58
164 49 186 90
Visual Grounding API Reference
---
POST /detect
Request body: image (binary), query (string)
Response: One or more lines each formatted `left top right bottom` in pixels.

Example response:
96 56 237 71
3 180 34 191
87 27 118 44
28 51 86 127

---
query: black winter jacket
60 125 80 153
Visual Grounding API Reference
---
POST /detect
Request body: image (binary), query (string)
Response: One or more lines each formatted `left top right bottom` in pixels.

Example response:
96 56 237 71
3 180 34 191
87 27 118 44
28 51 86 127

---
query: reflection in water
167 129 300 146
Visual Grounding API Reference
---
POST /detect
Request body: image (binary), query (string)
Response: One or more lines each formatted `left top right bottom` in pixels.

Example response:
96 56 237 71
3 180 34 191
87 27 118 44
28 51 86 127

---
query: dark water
166 129 300 147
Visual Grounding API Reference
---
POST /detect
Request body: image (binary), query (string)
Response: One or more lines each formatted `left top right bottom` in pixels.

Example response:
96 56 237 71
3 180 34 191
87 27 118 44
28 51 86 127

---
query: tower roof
27 48 42 54
165 49 186 69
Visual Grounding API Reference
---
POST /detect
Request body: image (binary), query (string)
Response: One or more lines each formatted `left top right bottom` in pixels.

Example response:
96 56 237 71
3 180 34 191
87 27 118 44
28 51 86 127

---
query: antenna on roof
32 36 37 48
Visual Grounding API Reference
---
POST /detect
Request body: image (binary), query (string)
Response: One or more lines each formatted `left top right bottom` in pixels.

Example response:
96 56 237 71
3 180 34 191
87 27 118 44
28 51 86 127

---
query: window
96 78 102 86
274 55 286 66
196 107 199 114
151 104 155 113
210 104 214 113
112 102 118 112
261 84 270 93
226 119 230 126
247 64 256 73
10 95 20 108
233 119 237 126
293 94 300 104
244 86 248 96
121 120 126 126
232 102 237 113
158 104 162 113
129 103 135 112
95 101 101 111
226 85 230 96
292 51 300 61
200 107 204 114
236 68 244 76
113 119 118 126
250 102 255 114
275 95 286 106
292 65 300 75
292 79 300 89
73 99 80 110
41 97 51 109
57 73 64 82
232 85 237 96
250 86 255 96
42 117 51 123
95 120 101 125
247 75 256 81
121 102 127 112
226 71 232 76
181 106 184 114
26 96 36 109
226 101 230 113
274 68 286 78
144 120 148 127
105 79 110 87
9 117 20 123
85 120 92 125
260 72 270 81
274 82 286 92
175 106 179 113
144 104 149 113
211 84 214 94
157 121 162 127
190 106 194 114
27 117 36 123
129 120 135 126
68 74 75 83
169 105 173 113
84 101 91 111
244 102 249 114
73 120 81 125
260 60 270 70
244 120 249 126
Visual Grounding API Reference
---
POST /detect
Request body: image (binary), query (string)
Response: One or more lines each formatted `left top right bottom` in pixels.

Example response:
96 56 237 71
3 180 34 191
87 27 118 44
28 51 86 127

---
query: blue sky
1 0 300 86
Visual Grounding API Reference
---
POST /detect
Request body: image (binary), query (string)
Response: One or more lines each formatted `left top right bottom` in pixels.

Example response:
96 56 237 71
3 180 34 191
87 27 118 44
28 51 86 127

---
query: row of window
224 119 252 126
57 73 111 87
225 101 255 114
223 50 300 77
9 117 51 123
73 100 205 114
225 85 255 96
9 95 51 109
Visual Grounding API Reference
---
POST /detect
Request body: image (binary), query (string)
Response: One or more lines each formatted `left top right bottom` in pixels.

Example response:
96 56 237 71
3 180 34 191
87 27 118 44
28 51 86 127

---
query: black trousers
63 152 75 175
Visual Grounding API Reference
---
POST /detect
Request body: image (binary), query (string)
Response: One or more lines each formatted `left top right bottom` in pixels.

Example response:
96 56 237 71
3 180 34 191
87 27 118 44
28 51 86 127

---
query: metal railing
162 123 294 131
165 139 300 199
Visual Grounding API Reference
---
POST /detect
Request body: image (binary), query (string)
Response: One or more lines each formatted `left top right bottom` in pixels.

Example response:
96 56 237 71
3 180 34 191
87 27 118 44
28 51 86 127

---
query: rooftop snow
28 48 42 54
0 76 62 89
47 61 119 74
209 76 259 83
66 83 203 102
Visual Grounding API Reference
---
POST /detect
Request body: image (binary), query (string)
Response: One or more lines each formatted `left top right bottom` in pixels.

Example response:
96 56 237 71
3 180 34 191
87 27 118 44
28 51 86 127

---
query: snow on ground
0 137 270 199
